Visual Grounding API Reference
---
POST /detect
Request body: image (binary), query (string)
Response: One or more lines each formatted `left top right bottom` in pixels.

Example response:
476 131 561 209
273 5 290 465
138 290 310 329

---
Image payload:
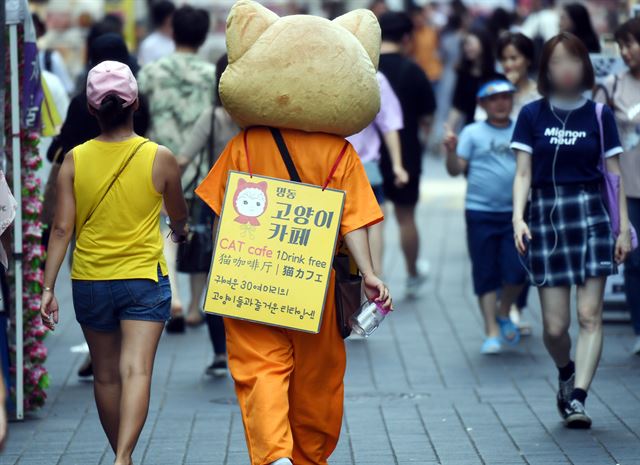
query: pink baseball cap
86 60 138 109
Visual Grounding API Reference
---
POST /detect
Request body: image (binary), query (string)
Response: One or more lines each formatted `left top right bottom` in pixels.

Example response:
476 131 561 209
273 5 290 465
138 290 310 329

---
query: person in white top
496 32 540 335
138 1 176 66
32 13 75 95
594 17 640 356
520 0 560 43
39 70 70 183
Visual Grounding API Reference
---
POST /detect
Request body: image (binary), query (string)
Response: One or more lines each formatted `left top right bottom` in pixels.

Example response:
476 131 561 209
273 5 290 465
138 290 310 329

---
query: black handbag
177 105 216 274
176 216 213 273
270 128 360 339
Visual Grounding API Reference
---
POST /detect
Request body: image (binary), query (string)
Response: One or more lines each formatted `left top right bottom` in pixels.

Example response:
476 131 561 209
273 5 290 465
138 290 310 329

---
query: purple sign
21 13 43 131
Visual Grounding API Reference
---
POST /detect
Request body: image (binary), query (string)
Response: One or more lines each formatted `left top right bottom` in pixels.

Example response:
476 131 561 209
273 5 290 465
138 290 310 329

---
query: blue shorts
466 210 527 295
72 266 171 332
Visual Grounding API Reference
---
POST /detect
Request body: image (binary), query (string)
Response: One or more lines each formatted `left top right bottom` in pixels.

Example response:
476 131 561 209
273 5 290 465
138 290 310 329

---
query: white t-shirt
138 31 175 66
39 70 70 184
521 9 559 42
38 50 74 95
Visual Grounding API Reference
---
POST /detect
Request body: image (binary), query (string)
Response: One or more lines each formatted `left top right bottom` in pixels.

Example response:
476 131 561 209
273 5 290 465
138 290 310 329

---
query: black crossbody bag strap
79 139 149 237
270 127 301 182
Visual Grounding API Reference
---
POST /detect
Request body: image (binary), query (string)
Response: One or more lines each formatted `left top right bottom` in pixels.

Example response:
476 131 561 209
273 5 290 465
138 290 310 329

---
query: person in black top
448 27 503 130
559 4 601 54
378 12 436 297
512 33 630 429
46 33 149 162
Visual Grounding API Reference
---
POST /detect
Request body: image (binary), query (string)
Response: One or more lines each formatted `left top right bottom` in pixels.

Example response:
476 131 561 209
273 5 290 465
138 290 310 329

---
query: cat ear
226 0 279 63
332 9 381 69
238 178 248 189
257 181 268 192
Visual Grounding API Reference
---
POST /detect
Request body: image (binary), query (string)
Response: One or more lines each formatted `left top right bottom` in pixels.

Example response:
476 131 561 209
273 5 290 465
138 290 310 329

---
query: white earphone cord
518 107 572 287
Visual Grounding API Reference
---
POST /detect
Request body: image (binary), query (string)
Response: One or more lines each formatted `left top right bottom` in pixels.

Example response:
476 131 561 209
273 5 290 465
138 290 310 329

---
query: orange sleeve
337 146 384 237
195 136 238 215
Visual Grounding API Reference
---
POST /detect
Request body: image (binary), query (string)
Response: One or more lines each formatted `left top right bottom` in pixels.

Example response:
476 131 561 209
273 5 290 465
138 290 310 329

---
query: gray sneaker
556 373 575 418
563 399 592 429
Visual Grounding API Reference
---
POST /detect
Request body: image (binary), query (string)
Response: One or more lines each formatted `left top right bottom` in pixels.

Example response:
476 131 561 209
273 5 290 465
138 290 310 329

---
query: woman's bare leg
393 204 419 277
478 291 500 338
81 327 122 452
574 277 606 391
538 286 572 367
186 272 207 324
114 320 164 465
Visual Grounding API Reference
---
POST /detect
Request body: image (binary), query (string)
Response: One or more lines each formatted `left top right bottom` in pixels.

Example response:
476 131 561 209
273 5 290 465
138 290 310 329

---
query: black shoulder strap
593 74 620 110
611 74 619 108
79 139 149 236
270 127 301 182
44 49 53 72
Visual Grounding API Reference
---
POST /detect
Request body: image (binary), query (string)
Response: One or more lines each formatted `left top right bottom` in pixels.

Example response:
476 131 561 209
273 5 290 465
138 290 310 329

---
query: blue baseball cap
477 80 516 99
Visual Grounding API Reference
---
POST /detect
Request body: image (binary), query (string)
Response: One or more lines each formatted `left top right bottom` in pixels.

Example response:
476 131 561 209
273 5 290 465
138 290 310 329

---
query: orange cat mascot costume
196 2 384 464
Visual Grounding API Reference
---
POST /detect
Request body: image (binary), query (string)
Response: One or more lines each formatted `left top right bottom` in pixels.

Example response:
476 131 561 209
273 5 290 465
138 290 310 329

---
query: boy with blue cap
443 79 526 354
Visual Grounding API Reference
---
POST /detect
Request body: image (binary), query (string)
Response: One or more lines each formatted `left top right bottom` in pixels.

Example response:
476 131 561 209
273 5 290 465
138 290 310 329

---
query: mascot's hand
363 273 392 311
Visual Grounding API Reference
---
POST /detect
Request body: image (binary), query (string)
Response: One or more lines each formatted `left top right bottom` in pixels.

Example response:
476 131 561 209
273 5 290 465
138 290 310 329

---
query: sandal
496 316 521 346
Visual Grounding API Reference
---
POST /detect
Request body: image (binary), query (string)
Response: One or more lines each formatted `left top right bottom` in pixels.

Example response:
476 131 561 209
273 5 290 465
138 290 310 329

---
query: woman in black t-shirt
448 28 502 130
512 33 631 429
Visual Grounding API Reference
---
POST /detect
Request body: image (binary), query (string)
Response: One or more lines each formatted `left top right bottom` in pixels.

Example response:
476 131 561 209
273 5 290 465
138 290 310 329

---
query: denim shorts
72 266 171 332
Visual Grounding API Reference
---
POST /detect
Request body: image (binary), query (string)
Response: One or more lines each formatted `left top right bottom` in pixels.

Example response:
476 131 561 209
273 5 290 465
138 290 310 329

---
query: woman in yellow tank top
40 61 188 465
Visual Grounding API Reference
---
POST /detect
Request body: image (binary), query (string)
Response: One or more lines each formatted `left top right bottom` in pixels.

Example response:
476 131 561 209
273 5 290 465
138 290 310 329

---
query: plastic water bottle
350 300 389 337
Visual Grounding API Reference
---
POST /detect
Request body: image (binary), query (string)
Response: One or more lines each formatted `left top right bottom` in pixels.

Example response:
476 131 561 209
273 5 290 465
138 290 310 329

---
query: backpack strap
270 127 301 182
243 128 253 177
44 49 53 72
243 128 349 188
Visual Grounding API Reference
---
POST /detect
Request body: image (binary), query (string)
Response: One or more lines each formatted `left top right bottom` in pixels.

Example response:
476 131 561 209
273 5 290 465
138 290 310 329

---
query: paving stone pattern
3 160 640 465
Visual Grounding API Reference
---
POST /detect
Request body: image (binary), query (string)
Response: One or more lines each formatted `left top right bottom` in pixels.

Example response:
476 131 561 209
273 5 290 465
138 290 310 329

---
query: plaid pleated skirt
527 183 616 287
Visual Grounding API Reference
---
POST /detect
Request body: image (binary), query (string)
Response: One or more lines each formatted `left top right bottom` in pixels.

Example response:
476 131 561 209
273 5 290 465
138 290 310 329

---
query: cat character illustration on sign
233 178 268 226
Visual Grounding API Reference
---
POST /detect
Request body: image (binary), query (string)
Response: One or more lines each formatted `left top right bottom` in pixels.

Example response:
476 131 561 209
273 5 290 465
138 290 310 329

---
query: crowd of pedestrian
25 0 640 463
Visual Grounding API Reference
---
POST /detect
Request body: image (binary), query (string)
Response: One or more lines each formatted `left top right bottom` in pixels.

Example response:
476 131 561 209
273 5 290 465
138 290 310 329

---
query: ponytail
95 94 133 130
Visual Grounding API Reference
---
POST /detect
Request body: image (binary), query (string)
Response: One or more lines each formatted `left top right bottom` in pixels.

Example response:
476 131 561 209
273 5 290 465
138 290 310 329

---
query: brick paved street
2 158 640 465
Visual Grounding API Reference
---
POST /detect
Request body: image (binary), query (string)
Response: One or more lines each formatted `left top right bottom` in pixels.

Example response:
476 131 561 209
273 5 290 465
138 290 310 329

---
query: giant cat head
220 0 381 137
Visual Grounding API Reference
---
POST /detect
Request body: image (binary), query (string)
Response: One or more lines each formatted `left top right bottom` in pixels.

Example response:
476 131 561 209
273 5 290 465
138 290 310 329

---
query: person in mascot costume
195 2 393 464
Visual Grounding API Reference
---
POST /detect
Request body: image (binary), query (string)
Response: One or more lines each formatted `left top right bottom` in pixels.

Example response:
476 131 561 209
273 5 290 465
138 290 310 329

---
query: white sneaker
406 260 430 298
417 259 431 278
632 336 640 355
406 274 427 298
270 459 293 465
509 305 532 337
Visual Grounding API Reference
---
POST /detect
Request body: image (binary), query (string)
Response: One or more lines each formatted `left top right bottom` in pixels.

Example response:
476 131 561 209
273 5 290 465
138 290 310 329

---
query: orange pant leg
225 318 295 465
288 286 346 465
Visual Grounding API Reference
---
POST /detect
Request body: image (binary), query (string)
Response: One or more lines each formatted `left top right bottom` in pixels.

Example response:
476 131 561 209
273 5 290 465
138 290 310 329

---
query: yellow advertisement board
204 171 345 333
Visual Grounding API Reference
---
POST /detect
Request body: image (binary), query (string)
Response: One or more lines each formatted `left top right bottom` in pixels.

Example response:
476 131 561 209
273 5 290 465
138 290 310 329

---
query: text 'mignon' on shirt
510 98 623 188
